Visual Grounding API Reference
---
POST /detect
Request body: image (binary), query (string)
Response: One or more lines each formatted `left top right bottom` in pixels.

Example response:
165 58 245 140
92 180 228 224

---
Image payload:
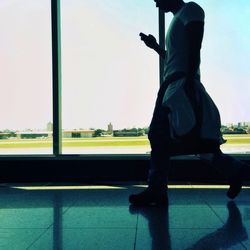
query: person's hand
139 33 158 49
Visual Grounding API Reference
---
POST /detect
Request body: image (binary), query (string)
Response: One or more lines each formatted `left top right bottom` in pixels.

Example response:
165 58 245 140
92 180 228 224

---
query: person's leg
129 81 171 206
147 120 171 191
147 78 173 190
212 150 249 199
199 150 248 199
147 147 170 190
129 120 170 206
212 150 244 179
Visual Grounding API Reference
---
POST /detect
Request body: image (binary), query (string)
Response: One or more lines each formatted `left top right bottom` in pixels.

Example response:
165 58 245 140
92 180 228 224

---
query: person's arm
184 21 204 130
153 44 166 59
185 21 204 82
139 33 166 59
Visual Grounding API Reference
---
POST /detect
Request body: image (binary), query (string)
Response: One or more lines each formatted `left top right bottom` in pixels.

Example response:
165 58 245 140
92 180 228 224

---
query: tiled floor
0 183 249 250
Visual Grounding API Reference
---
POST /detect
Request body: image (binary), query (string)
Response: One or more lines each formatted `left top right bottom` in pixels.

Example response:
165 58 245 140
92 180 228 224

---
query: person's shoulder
184 1 204 16
181 1 205 22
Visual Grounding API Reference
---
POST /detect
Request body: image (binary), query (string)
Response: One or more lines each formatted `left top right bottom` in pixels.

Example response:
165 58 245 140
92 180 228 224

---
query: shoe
227 163 248 199
129 188 168 206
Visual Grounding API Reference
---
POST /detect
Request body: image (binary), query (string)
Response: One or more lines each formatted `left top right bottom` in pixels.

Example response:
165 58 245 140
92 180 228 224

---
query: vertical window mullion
51 0 62 155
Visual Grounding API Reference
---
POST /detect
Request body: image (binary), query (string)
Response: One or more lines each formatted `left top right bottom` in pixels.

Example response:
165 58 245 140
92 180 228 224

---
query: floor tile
65 188 131 206
63 206 137 228
0 229 47 250
195 187 250 206
168 188 206 206
136 228 246 250
208 201 250 249
29 228 136 250
0 189 77 229
208 202 250 227
0 207 53 229
134 205 223 229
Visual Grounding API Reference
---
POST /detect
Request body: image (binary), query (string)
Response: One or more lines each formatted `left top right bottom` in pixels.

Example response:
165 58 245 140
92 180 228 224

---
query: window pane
61 0 158 154
0 0 52 155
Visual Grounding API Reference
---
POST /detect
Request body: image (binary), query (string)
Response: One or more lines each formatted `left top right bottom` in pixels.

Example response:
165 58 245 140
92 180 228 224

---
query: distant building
107 123 113 134
222 126 247 134
47 122 53 131
16 131 52 139
63 130 95 138
238 122 250 127
113 130 145 137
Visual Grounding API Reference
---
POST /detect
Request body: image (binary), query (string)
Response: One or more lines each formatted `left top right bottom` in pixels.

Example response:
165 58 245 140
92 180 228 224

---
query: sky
0 0 249 131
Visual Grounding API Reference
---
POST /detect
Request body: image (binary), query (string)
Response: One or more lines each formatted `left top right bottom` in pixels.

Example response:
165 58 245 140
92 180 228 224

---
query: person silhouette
129 0 249 206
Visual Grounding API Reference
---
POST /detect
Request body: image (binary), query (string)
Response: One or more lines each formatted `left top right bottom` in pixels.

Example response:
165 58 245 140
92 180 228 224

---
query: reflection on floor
0 183 249 250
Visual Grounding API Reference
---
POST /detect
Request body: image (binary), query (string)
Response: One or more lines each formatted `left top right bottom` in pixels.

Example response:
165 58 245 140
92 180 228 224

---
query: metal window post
158 9 165 85
51 0 62 155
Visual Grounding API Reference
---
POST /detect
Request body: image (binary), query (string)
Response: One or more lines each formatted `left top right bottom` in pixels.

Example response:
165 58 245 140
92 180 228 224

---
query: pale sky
0 0 249 131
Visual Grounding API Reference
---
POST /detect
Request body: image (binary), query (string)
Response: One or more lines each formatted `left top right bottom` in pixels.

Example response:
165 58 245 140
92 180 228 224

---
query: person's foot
129 188 168 206
227 163 249 199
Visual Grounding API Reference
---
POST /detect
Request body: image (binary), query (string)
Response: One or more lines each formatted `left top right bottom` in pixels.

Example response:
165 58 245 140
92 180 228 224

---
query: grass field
0 135 250 148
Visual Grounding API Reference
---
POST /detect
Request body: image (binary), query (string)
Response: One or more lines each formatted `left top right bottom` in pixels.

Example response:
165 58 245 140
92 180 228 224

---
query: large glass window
0 0 249 156
61 0 158 154
0 0 53 155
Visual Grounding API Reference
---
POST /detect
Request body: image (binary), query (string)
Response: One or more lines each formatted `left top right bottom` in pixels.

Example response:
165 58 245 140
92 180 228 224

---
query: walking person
129 0 248 206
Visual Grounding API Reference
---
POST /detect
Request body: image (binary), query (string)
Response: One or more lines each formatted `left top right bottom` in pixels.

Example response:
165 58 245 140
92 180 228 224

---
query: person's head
154 0 184 13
